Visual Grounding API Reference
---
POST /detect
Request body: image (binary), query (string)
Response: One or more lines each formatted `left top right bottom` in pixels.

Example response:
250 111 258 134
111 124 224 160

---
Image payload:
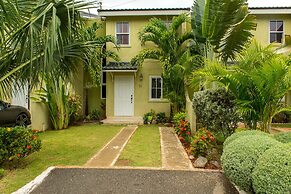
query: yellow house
25 2 291 129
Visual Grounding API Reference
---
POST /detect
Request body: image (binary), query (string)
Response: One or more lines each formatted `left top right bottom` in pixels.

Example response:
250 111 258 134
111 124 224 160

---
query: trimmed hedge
223 130 269 148
252 143 291 194
273 132 291 143
0 127 41 164
221 135 280 192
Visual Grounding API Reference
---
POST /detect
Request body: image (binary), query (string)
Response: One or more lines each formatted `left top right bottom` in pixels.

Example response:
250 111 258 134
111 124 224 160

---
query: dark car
0 100 31 127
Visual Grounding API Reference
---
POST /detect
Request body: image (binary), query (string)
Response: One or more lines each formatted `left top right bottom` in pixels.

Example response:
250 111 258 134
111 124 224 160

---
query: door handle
131 95 133 104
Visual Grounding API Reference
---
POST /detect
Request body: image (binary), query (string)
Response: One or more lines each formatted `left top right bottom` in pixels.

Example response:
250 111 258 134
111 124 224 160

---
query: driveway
29 168 238 194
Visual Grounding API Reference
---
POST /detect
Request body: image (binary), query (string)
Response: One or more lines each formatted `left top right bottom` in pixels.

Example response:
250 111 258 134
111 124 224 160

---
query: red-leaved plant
191 128 216 157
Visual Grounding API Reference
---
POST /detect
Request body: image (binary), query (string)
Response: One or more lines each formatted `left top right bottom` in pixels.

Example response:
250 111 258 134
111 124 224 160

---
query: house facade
25 2 291 129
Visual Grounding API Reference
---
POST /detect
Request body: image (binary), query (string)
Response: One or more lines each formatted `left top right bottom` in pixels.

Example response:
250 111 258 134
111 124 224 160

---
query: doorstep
101 117 143 125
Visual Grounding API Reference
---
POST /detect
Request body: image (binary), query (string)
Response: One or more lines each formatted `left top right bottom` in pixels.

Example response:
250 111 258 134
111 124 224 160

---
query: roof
248 0 291 9
103 62 138 72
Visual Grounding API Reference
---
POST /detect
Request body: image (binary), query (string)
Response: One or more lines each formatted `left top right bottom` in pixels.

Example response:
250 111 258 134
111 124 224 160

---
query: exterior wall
106 61 170 117
252 14 291 46
105 16 174 117
30 102 52 131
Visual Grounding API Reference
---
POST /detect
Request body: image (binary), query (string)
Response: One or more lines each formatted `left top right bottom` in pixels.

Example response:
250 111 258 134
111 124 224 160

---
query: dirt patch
114 159 132 166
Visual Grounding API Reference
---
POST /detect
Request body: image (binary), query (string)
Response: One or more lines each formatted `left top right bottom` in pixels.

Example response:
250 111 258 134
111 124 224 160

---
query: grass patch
117 125 161 167
0 124 121 194
272 123 291 128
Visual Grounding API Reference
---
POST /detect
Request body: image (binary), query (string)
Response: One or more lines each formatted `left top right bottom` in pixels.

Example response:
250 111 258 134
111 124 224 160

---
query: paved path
29 168 238 194
85 125 137 167
159 127 193 170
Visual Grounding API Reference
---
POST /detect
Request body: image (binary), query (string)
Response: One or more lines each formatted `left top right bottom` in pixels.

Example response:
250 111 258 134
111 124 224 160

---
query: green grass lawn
0 124 121 194
116 125 161 167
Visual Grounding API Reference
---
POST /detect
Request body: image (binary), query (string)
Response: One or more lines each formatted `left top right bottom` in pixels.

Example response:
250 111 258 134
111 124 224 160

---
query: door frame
114 75 134 116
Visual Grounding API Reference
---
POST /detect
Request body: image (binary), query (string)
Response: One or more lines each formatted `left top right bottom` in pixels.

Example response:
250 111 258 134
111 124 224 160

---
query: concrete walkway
159 127 193 170
85 125 137 167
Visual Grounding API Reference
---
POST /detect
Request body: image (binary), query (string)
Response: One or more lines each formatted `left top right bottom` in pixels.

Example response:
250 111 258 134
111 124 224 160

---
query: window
270 20 284 43
150 76 162 100
116 22 130 45
101 72 106 99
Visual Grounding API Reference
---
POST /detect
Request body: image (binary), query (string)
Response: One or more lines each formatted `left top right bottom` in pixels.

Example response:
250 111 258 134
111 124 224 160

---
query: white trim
99 10 190 17
116 22 130 46
269 20 284 44
103 70 137 72
250 8 291 15
149 76 163 101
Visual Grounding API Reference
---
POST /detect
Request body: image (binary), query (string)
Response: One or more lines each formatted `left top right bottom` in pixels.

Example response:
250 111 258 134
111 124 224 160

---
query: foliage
192 88 239 137
0 1 117 100
132 14 203 112
191 128 216 157
223 130 270 148
273 132 291 143
173 112 187 127
143 110 156 124
192 42 291 132
252 143 291 194
221 135 279 192
68 95 82 125
0 168 4 178
192 0 256 63
0 127 41 164
175 120 192 143
156 112 167 124
89 109 101 121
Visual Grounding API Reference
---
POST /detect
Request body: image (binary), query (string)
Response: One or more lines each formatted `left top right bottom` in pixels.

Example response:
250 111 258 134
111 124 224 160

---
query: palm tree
192 0 257 63
131 14 203 112
192 42 291 132
0 0 114 99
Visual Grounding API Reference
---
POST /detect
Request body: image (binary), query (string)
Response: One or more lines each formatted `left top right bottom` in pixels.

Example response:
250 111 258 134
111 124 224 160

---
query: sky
86 0 291 14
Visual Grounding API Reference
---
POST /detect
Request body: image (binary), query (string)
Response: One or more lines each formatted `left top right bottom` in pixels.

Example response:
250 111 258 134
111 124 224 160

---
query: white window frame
269 20 284 44
101 71 106 99
149 76 163 101
116 22 130 46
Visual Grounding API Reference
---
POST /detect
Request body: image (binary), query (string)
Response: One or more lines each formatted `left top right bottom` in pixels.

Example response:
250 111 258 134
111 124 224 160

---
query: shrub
173 112 186 127
223 130 269 148
192 88 239 137
273 132 291 143
221 135 279 192
252 143 291 194
191 128 216 157
156 112 167 124
0 168 4 178
143 110 155 124
272 111 291 123
0 127 41 164
175 120 191 143
68 95 81 124
90 109 101 121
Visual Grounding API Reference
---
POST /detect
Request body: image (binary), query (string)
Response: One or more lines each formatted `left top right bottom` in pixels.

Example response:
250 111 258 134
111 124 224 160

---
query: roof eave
98 8 190 17
249 7 291 14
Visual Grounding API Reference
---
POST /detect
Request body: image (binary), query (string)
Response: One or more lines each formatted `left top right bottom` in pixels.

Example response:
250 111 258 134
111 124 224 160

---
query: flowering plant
0 126 41 163
175 120 191 143
191 128 216 156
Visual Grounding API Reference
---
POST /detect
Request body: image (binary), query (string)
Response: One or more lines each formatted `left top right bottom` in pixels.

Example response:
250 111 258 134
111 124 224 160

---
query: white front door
114 76 134 116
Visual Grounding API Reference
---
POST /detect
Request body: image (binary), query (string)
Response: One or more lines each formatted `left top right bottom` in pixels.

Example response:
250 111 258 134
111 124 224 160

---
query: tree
131 14 202 112
0 0 115 99
192 0 256 63
192 42 291 132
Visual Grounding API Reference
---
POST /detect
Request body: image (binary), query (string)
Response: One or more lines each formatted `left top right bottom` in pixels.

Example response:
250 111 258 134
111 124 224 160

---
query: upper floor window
150 76 163 100
116 22 130 45
270 20 284 43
